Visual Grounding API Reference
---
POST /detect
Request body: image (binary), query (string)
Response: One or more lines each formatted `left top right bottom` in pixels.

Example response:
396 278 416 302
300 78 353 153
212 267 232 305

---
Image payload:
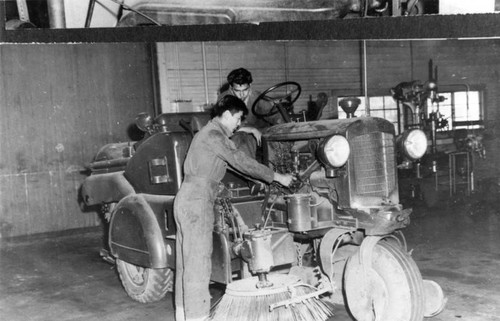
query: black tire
116 259 173 303
344 241 424 321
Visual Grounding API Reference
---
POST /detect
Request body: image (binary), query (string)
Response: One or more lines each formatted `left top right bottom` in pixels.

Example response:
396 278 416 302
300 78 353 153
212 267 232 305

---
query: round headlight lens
402 129 427 160
319 135 350 167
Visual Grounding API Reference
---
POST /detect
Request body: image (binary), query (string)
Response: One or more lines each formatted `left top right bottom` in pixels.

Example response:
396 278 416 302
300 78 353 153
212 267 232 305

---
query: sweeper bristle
210 274 334 321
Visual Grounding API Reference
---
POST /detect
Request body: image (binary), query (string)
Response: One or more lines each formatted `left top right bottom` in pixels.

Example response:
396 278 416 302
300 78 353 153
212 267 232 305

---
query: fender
109 193 175 269
319 227 353 283
81 171 135 206
357 235 384 269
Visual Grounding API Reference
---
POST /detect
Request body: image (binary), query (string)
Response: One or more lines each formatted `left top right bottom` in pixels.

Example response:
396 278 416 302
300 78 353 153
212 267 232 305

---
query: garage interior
1 1 500 321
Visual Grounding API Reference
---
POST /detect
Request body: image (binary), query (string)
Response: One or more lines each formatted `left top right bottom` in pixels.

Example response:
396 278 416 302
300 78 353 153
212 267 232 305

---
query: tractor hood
263 117 395 141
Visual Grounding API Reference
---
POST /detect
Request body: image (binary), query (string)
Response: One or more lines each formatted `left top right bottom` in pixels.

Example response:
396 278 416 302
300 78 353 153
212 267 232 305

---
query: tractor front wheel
116 259 173 303
343 241 424 321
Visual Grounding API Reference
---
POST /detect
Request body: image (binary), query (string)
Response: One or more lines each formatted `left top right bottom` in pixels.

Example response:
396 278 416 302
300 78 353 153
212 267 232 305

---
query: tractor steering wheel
251 82 301 120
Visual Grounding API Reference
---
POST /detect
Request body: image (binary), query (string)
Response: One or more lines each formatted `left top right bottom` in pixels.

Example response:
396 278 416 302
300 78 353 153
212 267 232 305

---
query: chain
295 243 303 267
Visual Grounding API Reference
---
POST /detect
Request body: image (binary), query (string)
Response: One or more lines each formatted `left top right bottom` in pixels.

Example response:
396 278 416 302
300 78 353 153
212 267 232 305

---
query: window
430 90 483 130
337 89 483 134
337 95 400 133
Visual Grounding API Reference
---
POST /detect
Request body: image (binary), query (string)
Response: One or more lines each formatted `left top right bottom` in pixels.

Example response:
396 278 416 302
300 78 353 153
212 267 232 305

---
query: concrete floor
1 195 500 321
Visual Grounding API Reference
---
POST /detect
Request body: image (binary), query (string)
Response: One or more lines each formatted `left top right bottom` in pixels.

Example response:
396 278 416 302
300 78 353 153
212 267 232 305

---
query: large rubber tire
116 259 173 303
344 241 424 321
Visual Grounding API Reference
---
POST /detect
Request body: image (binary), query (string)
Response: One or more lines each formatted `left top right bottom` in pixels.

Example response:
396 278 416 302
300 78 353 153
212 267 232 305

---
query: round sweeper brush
210 274 334 321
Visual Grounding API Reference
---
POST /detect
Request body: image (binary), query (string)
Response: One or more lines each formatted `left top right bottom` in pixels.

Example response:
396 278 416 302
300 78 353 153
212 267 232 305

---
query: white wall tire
116 259 173 303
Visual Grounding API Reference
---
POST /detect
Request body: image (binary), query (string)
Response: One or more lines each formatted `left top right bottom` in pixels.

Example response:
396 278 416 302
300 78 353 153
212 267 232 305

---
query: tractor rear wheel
116 259 173 303
343 241 424 321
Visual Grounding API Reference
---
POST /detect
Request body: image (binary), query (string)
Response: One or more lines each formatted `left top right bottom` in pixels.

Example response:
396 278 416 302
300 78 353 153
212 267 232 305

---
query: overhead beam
2 13 500 43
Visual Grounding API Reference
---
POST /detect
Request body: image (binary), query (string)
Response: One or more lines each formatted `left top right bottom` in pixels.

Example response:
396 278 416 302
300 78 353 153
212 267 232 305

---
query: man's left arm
236 126 262 145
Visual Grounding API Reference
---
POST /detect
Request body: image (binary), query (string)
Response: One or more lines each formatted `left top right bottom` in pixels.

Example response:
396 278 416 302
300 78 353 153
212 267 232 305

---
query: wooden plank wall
157 38 500 179
0 43 155 238
156 41 363 113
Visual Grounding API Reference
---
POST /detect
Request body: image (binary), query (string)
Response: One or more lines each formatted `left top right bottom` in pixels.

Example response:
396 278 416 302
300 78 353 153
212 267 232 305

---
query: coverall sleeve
208 129 274 184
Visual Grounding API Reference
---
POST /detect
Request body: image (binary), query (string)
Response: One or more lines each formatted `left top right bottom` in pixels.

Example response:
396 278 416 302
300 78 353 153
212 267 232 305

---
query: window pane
371 110 385 118
384 109 399 122
454 91 480 121
370 96 384 107
468 91 480 107
438 105 452 120
383 97 398 109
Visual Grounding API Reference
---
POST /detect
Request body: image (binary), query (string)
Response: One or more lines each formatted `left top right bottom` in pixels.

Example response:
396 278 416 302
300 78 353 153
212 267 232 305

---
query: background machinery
392 60 486 207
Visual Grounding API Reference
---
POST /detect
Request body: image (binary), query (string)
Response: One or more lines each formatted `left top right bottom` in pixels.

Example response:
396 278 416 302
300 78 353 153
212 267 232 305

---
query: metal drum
285 194 314 232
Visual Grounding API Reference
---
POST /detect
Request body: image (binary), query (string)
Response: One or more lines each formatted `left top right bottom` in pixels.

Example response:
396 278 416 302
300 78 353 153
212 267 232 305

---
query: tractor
81 82 444 320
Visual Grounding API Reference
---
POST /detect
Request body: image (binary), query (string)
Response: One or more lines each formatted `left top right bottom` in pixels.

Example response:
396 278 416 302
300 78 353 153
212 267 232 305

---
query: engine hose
260 185 272 221
263 198 278 229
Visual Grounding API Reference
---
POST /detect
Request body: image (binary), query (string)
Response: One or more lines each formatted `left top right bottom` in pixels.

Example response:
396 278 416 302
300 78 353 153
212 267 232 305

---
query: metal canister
243 229 274 273
285 194 312 232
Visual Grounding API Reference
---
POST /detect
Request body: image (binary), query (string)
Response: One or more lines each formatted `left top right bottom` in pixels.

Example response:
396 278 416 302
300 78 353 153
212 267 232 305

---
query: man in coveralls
218 68 280 158
174 95 295 321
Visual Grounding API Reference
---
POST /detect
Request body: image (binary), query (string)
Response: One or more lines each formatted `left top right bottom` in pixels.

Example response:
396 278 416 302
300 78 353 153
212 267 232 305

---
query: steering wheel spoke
252 81 301 121
261 95 274 102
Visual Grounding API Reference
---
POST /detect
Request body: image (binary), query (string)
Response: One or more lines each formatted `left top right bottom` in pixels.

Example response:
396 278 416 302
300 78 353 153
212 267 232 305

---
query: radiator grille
350 132 395 197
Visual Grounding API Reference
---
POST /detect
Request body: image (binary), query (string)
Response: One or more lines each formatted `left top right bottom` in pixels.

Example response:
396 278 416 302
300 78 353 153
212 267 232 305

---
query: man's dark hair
227 68 253 86
211 95 248 119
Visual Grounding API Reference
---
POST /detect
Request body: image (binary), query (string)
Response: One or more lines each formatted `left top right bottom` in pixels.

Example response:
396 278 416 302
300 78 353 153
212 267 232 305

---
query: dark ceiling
0 1 499 43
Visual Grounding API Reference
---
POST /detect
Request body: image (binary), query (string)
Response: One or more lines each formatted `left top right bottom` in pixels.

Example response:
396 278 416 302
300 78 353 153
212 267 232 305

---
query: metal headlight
318 135 350 168
399 129 428 160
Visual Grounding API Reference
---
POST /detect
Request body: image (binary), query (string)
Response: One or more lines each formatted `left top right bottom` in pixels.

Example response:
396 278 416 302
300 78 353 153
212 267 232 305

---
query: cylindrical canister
286 194 312 232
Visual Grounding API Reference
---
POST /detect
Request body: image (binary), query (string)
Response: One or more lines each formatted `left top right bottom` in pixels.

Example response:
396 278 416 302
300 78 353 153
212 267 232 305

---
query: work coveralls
174 118 274 321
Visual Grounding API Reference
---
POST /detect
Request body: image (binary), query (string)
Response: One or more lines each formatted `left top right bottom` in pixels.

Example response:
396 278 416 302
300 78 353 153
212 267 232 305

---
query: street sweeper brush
209 274 334 321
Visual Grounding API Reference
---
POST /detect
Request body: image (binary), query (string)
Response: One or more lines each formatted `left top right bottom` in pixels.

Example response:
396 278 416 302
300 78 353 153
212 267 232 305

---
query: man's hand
237 127 262 146
273 173 296 187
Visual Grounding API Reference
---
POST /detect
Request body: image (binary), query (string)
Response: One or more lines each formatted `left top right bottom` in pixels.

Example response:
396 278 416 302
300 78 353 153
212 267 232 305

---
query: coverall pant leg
174 186 214 321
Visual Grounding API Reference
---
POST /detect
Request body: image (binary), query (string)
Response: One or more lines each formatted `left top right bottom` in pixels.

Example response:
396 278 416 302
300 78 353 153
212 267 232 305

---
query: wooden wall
156 41 363 113
0 43 155 238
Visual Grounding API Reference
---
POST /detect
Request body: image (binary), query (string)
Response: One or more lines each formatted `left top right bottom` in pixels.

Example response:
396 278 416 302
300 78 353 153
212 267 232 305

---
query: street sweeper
81 81 446 321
